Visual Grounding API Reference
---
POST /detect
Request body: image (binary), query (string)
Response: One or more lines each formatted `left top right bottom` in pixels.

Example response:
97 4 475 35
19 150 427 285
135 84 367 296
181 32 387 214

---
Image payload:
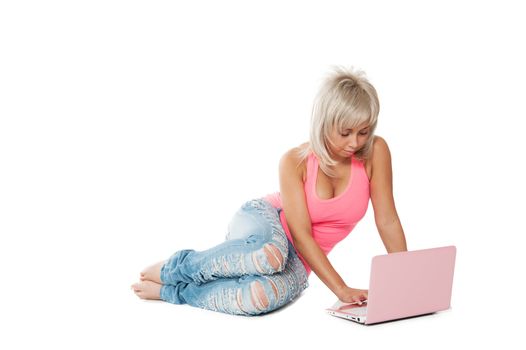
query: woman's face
326 122 370 163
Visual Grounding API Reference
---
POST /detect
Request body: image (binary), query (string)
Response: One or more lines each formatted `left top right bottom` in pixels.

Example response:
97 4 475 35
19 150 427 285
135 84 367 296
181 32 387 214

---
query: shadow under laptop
364 312 438 326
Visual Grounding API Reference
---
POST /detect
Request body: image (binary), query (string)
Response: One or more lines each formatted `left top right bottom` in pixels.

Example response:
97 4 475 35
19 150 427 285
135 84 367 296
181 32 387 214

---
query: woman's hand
335 285 368 304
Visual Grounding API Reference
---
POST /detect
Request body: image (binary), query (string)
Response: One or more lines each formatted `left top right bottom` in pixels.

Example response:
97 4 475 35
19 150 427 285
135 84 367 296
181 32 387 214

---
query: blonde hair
297 65 380 178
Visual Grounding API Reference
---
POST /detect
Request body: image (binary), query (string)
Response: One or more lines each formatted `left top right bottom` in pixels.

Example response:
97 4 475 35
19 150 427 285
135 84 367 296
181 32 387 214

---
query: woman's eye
341 132 368 137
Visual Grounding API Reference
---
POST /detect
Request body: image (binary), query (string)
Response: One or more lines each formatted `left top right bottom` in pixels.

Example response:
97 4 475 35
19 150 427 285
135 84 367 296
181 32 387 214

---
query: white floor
2 265 516 349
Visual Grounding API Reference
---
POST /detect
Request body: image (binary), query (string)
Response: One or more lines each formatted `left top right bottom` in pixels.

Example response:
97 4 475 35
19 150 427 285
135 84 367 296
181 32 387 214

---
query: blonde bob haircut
297 65 380 178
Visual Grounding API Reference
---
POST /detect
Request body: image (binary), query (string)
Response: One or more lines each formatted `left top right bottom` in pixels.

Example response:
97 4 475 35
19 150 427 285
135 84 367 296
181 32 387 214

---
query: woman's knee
263 243 286 272
249 241 289 275
198 272 302 317
240 279 280 316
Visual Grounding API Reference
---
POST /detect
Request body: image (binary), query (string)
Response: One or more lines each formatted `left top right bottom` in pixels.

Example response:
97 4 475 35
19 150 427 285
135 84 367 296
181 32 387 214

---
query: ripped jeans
159 198 309 316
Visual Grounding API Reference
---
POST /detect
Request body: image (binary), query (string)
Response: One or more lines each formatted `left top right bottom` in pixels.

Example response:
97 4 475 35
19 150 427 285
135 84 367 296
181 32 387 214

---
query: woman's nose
348 136 358 148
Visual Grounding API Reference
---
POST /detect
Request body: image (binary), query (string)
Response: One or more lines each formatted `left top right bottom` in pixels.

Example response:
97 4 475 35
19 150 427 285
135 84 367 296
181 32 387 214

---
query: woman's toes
131 281 161 300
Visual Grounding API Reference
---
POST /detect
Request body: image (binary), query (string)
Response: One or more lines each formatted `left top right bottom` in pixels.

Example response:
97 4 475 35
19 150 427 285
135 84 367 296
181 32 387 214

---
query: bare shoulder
280 142 309 182
371 135 390 159
365 136 390 180
374 135 386 146
369 135 392 178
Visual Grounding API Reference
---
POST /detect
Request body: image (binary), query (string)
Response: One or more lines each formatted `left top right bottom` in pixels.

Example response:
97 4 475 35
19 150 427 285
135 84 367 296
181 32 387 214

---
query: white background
1 0 525 348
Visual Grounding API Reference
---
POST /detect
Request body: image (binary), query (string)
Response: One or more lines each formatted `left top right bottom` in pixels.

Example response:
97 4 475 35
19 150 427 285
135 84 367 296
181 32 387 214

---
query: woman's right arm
279 149 367 303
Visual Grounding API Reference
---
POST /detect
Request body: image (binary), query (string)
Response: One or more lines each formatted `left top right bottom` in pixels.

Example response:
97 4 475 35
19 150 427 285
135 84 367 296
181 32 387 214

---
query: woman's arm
278 150 348 296
370 136 408 253
378 219 407 253
290 234 347 295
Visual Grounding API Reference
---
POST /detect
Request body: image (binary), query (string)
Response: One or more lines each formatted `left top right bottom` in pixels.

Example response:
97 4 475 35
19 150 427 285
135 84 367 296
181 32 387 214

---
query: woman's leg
159 198 289 285
159 240 309 316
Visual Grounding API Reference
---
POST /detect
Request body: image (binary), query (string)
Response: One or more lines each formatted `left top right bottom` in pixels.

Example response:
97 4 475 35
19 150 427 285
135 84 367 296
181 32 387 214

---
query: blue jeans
159 198 309 316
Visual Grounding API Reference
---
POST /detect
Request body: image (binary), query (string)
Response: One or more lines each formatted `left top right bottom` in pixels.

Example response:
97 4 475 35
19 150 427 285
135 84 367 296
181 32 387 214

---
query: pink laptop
325 246 456 325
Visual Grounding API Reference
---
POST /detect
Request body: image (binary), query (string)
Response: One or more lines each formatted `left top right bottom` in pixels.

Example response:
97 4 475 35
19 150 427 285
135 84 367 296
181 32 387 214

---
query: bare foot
131 281 162 300
140 260 166 284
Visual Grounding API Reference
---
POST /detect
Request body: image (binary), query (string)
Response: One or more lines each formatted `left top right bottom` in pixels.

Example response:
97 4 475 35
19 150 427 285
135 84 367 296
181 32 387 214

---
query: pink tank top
264 151 370 276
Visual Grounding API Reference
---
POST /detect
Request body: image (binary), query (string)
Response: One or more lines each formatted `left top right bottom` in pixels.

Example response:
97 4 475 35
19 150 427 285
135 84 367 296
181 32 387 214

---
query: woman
131 65 408 316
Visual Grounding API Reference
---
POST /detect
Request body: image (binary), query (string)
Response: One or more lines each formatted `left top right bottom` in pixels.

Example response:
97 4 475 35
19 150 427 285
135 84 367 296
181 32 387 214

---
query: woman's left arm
369 136 408 253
